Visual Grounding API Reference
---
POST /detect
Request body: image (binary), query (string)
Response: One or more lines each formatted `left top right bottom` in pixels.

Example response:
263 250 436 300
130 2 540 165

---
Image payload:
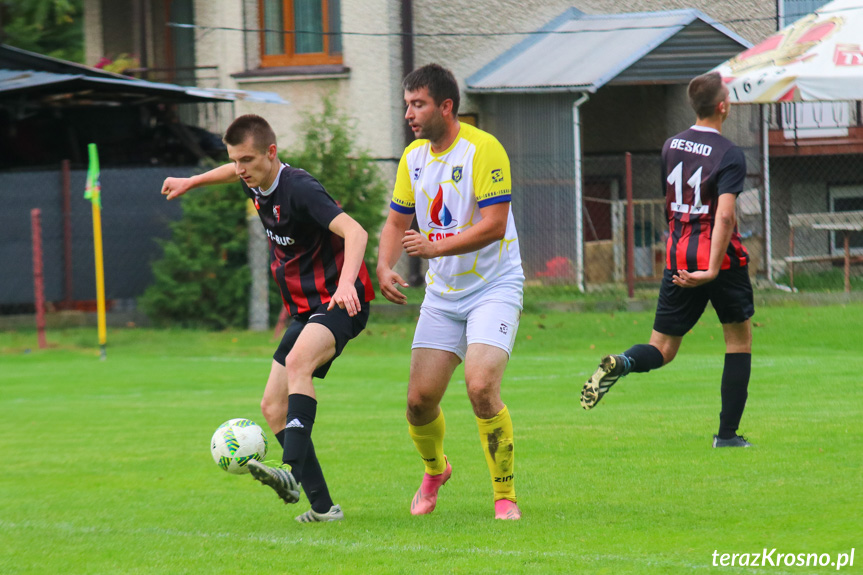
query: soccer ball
210 418 268 474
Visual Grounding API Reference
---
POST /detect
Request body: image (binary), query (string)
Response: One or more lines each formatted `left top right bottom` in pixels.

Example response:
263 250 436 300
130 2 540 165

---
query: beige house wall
81 0 777 167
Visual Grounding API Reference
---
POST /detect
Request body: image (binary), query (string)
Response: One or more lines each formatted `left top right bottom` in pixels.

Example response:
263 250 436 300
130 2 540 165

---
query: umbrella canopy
715 0 863 102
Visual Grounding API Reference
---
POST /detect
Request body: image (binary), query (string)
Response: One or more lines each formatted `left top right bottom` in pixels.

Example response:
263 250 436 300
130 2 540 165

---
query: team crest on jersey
273 205 280 222
452 166 463 183
429 185 458 230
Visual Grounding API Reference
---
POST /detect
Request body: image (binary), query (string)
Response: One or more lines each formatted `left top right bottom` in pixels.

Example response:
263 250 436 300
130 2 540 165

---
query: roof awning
0 44 287 107
466 8 751 94
714 0 863 103
0 69 287 107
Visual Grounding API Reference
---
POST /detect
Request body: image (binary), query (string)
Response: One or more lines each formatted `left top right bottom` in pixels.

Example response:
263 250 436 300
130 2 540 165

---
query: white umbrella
715 0 863 102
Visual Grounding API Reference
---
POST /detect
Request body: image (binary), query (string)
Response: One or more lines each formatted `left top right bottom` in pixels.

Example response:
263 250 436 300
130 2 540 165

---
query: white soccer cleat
295 504 344 523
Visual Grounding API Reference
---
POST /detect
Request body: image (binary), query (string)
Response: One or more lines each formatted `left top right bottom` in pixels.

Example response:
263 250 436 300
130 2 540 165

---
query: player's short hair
223 114 276 152
688 72 728 119
403 63 460 116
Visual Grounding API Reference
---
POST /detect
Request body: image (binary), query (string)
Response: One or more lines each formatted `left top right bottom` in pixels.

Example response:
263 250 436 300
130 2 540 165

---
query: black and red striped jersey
660 126 749 272
242 163 375 317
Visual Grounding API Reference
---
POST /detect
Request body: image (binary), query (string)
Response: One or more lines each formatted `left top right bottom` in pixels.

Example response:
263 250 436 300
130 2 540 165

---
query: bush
140 183 250 329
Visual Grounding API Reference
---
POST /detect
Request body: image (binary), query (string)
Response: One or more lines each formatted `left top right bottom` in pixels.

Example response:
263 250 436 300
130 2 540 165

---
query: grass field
2 304 861 574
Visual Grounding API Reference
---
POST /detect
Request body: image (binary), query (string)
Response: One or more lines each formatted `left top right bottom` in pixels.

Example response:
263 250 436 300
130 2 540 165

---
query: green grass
2 305 862 574
775 268 863 292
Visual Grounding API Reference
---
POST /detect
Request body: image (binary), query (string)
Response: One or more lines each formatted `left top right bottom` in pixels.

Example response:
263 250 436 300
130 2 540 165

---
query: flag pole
85 143 107 360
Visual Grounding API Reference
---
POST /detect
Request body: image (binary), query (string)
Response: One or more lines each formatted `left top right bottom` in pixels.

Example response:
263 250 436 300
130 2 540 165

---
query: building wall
83 0 777 169
414 0 774 123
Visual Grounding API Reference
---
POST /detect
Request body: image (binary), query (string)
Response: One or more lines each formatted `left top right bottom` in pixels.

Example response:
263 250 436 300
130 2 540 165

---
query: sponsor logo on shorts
499 323 508 334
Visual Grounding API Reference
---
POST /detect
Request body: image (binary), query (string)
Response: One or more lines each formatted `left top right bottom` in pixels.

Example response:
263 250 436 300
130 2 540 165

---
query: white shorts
412 275 523 360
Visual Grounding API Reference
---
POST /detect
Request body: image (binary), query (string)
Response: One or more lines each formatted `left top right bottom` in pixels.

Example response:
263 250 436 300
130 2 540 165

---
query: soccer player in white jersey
377 64 525 520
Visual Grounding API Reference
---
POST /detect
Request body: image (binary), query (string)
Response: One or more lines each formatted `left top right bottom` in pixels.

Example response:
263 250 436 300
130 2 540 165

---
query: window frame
259 0 342 68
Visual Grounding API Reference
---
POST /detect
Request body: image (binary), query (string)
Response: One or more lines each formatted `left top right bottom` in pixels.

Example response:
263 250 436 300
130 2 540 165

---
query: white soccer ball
211 418 268 474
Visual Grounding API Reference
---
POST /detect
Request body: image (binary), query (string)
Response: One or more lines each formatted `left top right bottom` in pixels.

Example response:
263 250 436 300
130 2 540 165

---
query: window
260 0 342 67
828 186 863 255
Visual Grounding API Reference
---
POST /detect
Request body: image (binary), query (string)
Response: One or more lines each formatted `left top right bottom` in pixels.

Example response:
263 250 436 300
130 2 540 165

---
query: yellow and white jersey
391 123 523 299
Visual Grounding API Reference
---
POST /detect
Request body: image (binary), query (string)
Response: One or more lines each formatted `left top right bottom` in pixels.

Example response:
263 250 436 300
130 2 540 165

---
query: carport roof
466 8 751 94
0 44 286 106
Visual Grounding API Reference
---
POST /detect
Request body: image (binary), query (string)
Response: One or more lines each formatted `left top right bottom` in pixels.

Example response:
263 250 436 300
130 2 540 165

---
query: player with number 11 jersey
661 126 749 272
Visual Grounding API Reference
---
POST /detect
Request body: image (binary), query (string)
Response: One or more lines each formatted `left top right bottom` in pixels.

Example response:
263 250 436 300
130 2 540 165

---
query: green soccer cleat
247 459 301 504
295 504 344 523
581 354 627 410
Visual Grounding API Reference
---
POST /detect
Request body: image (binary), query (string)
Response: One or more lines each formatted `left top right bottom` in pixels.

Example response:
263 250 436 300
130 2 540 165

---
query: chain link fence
768 102 863 293
512 149 766 302
0 165 192 313
4 104 862 328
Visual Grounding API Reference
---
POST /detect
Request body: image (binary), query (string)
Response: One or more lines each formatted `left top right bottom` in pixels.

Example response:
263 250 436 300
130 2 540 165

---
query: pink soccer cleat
494 499 521 520
410 460 452 515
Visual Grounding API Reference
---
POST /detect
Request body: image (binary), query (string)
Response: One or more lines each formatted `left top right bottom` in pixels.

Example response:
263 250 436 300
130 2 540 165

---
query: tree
140 183 251 329
0 0 84 62
282 95 388 268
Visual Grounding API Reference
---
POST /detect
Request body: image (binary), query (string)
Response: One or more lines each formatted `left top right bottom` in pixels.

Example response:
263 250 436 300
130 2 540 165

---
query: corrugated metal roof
0 44 287 105
0 69 287 105
466 9 751 94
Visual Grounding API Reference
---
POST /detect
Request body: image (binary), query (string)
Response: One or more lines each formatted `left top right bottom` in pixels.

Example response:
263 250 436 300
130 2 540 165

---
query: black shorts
653 267 754 337
273 301 370 379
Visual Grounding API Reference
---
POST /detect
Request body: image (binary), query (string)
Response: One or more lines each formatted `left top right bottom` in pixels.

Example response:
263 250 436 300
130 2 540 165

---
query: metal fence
4 109 862 323
512 150 766 299
768 102 863 293
0 165 193 311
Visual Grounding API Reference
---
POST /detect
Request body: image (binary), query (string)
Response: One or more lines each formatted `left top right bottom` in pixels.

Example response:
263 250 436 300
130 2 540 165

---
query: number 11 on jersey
667 161 709 215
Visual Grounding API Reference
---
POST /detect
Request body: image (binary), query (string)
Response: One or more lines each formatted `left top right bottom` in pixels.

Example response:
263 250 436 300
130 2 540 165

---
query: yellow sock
477 405 516 502
408 410 447 475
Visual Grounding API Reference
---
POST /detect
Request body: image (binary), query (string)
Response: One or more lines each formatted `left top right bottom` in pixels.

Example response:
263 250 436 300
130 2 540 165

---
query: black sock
302 440 334 513
718 353 751 439
623 344 664 373
282 393 317 484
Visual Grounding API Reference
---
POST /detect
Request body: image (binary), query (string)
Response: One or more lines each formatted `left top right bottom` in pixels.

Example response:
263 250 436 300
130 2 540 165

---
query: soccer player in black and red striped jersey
581 72 755 448
161 114 375 520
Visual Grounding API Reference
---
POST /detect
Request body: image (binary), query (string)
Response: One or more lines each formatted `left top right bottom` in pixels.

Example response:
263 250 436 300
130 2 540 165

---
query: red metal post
61 159 73 307
844 232 851 293
625 152 635 298
31 209 48 349
789 226 795 291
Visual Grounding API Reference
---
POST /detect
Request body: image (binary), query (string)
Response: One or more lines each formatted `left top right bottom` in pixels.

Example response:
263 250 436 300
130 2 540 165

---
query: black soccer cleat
581 354 627 410
247 459 301 504
712 435 753 448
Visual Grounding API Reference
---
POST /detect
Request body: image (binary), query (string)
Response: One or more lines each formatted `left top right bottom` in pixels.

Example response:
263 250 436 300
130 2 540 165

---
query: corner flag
84 143 101 208
85 143 107 359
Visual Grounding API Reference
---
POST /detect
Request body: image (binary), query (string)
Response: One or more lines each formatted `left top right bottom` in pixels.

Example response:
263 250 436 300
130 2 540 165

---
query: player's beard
415 111 447 143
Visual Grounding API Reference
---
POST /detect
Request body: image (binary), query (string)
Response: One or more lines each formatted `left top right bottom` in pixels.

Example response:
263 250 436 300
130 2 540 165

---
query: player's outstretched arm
376 209 413 304
161 163 239 200
327 212 368 317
